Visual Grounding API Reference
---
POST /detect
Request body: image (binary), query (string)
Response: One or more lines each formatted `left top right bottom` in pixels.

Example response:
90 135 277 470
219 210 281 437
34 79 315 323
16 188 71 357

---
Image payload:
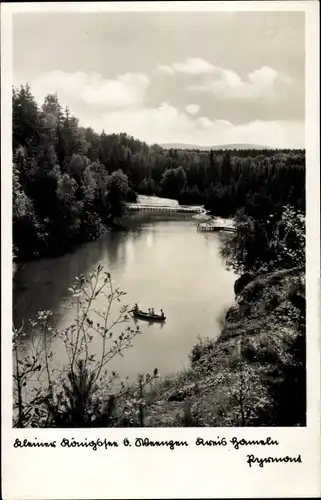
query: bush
13 265 158 428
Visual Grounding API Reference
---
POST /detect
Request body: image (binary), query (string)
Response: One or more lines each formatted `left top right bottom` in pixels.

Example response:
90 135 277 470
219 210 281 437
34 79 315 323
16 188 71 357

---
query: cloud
189 65 290 101
197 117 213 129
185 104 200 115
21 70 303 148
248 66 278 87
155 59 290 102
197 116 232 131
157 58 215 75
215 119 233 127
94 104 304 148
29 70 150 109
172 58 215 74
157 65 175 75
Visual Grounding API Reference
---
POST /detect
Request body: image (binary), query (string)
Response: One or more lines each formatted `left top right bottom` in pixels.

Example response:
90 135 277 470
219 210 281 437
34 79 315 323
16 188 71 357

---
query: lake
13 215 236 383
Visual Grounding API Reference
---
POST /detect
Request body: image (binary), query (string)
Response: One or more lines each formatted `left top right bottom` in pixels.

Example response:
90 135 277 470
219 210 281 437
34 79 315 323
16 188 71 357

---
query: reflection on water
13 220 236 381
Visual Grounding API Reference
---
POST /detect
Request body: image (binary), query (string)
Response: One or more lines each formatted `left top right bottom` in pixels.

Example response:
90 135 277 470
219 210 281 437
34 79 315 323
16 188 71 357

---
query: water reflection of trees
103 232 123 268
13 228 149 333
13 236 110 331
132 315 165 330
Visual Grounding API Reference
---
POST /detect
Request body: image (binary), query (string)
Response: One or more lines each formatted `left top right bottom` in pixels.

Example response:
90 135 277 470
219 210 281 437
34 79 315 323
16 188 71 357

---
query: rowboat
131 309 166 322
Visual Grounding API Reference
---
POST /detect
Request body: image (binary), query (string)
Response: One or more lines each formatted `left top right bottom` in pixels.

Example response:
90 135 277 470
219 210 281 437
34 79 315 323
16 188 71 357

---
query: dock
126 203 206 214
197 223 236 233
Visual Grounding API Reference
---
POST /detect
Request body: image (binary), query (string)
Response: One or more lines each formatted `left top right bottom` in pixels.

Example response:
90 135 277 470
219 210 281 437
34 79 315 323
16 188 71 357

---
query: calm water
13 218 236 382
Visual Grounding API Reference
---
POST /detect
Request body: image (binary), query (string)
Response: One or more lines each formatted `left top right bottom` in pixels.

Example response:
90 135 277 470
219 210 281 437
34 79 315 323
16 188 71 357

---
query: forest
13 84 305 261
12 84 306 428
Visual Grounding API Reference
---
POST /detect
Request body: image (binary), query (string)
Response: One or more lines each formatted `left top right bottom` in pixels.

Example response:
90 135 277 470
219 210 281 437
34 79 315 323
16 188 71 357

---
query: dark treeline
13 84 305 261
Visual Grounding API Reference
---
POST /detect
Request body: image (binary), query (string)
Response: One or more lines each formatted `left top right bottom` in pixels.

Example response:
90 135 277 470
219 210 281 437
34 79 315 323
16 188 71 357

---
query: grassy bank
140 266 305 427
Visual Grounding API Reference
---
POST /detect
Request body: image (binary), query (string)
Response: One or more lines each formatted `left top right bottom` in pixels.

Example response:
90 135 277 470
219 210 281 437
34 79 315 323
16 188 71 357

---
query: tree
12 164 45 259
12 84 40 153
272 206 305 270
59 112 88 163
221 152 232 186
54 169 83 246
105 170 129 221
207 150 219 184
221 205 305 275
66 154 90 185
160 166 187 200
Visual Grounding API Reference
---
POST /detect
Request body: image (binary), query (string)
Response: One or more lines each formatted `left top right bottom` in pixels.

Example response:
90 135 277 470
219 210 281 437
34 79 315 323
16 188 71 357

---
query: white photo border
1 2 320 499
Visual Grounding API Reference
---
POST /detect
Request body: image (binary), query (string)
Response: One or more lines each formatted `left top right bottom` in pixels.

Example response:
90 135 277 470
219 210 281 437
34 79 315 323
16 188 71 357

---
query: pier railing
197 220 236 232
197 224 235 232
126 203 205 214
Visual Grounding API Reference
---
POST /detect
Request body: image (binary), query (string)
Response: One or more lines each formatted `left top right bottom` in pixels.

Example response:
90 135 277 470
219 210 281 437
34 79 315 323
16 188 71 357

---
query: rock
289 292 306 315
167 390 187 402
234 273 254 295
167 383 196 402
225 305 239 322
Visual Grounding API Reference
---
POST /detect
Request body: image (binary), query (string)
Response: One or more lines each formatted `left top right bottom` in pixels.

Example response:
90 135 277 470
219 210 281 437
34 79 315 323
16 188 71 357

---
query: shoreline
13 208 229 266
12 225 305 427
134 265 305 427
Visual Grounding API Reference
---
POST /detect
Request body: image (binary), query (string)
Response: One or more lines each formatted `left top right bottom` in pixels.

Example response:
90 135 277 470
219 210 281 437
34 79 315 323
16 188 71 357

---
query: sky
13 11 305 147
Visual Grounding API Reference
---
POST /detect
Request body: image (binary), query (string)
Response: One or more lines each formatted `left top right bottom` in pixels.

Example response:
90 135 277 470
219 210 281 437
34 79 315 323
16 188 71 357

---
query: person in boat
151 308 155 315
160 309 165 319
134 303 139 313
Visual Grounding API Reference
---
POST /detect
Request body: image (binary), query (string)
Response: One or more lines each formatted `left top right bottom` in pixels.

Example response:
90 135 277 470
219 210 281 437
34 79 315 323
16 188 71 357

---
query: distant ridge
160 143 272 151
